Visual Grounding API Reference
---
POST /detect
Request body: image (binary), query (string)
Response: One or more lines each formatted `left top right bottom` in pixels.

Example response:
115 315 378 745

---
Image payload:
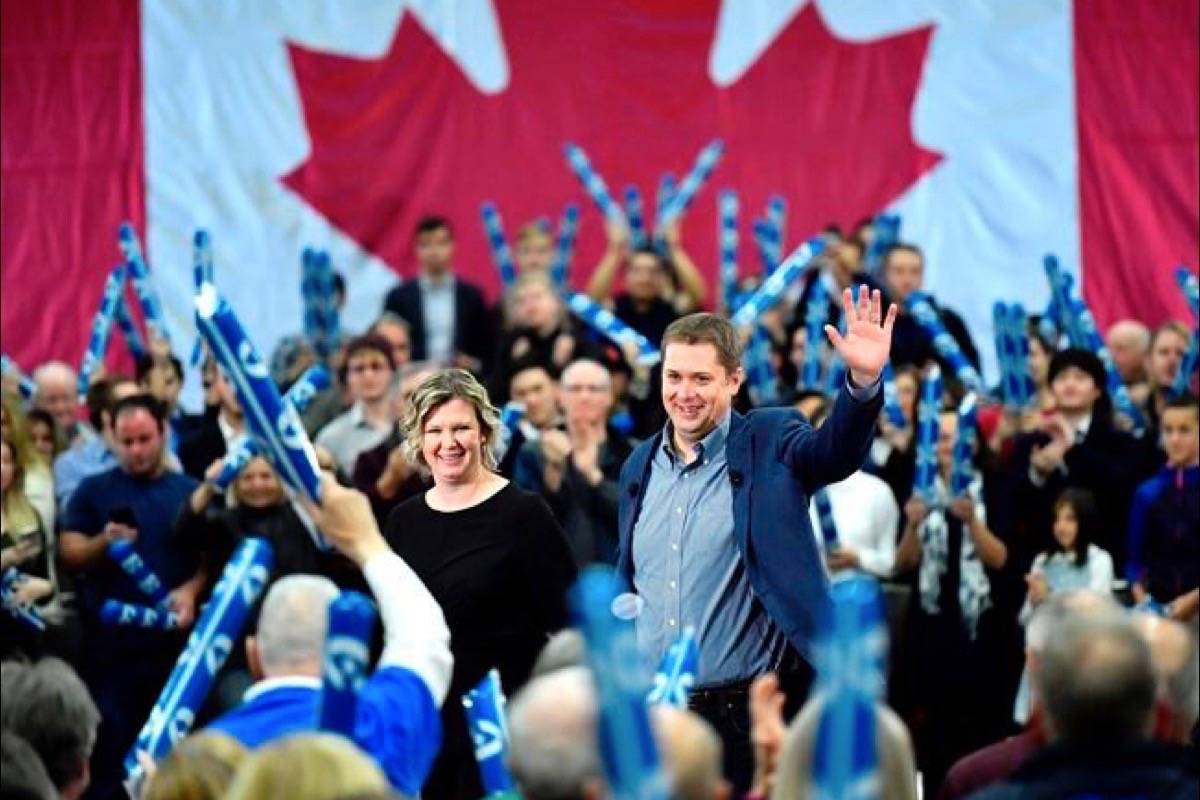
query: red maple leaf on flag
283 1 939 300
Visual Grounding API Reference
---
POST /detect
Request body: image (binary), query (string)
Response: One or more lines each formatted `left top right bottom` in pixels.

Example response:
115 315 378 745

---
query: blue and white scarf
918 475 991 639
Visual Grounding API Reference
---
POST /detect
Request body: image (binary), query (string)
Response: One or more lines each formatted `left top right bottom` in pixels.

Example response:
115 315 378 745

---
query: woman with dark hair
1011 487 1114 722
1021 488 1114 619
384 368 576 800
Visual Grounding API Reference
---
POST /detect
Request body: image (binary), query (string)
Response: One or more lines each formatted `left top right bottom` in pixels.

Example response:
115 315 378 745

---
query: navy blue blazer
616 385 883 663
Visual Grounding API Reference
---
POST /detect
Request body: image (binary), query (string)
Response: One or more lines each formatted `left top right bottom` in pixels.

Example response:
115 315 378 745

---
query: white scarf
918 475 991 639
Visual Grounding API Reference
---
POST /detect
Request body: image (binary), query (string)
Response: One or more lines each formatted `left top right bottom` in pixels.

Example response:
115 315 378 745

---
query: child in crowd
1020 488 1114 624
1126 393 1200 624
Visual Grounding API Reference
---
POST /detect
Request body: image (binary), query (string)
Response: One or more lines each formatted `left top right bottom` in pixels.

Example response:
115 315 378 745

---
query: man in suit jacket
1010 348 1156 573
381 215 493 373
177 363 245 479
615 287 895 789
881 243 980 373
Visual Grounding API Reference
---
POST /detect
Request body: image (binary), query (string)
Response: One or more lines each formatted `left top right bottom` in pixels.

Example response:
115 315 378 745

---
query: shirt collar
217 412 242 448
419 272 454 291
661 411 731 465
243 675 321 702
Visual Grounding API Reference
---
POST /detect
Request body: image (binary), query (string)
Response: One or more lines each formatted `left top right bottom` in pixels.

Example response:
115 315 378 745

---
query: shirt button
668 619 677 627
676 507 682 515
671 543 679 551
669 580 676 588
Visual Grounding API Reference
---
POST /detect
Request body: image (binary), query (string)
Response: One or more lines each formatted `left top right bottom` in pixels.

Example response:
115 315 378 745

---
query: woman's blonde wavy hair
400 369 501 475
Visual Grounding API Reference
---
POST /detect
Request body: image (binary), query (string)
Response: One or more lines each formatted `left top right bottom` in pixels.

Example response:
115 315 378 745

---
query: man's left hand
825 285 897 387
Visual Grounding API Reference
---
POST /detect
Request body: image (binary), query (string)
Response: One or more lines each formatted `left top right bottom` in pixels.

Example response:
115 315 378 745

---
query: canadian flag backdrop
2 0 1197 395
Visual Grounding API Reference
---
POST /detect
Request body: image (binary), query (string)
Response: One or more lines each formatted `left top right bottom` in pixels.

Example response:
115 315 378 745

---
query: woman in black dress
384 369 577 800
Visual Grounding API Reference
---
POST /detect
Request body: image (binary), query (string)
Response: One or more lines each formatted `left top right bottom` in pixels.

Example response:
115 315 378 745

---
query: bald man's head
1132 613 1199 743
33 361 79 431
1105 320 1150 384
652 706 730 800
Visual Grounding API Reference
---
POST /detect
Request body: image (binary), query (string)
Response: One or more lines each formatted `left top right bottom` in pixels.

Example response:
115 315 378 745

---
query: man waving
617 286 896 788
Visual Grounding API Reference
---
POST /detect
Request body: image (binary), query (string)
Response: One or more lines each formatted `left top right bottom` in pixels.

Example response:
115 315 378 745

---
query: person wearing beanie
1010 348 1156 574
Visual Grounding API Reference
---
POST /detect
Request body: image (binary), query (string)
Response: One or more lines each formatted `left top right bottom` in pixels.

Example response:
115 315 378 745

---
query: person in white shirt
805 396 900 579
316 335 396 474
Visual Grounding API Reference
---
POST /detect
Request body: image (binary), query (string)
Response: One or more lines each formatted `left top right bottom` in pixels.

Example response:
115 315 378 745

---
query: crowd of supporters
1 210 1197 800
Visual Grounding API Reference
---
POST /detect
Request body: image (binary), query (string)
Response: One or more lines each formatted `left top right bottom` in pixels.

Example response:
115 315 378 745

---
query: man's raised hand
824 285 897 387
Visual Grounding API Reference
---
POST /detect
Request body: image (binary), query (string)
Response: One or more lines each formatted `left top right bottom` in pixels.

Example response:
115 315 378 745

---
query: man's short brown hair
662 314 742 374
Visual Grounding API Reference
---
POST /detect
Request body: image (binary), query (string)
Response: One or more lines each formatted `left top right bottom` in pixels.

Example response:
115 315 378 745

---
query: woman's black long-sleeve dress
384 482 578 800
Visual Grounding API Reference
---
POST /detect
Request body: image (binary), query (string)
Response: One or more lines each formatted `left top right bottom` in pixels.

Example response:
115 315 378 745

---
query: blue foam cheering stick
315 251 341 354
78 264 127 396
913 366 943 505
881 363 907 429
570 567 670 800
905 292 985 395
1175 266 1198 321
319 591 378 736
718 190 739 313
812 576 887 800
950 393 978 497
285 364 332 413
1 568 46 631
1042 256 1085 348
118 223 171 346
1008 304 1036 408
494 402 525 464
732 238 826 328
1 355 36 401
212 439 258 492
566 292 661 367
124 538 273 782
112 296 147 361
863 213 901 277
1171 331 1198 399
753 217 781 278
658 139 724 227
551 204 579 288
646 626 699 709
624 185 649 250
301 248 322 346
995 303 1034 409
107 539 171 608
193 230 214 290
188 230 215 368
481 202 518 289
654 173 677 255
563 143 625 226
655 174 676 224
100 600 180 631
812 488 840 551
744 325 779 407
824 316 848 397
195 284 328 547
992 302 1019 409
1044 256 1145 431
766 195 787 249
212 365 331 491
463 669 517 796
802 274 831 391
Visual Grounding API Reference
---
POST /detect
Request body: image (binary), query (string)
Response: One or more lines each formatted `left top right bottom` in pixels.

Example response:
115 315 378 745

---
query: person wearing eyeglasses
514 358 635 566
314 335 397 474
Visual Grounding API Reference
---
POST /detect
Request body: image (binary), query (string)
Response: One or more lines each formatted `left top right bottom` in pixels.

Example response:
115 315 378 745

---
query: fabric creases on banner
0 0 145 372
0 0 1197 378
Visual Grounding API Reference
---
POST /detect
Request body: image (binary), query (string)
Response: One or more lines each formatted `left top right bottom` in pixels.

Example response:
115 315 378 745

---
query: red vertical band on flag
1 0 145 372
1075 0 1200 328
